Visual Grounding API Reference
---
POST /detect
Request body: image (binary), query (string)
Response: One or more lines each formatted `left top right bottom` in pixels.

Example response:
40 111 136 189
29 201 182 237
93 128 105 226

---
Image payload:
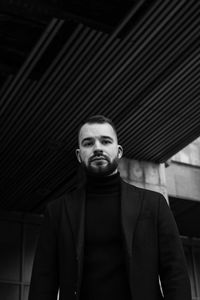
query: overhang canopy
0 0 199 212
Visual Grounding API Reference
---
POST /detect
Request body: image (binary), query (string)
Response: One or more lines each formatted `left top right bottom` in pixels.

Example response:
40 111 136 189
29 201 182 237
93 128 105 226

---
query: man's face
76 122 123 176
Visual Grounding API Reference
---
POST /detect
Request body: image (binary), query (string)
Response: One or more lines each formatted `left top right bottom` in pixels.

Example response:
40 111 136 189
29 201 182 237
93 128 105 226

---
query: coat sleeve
28 206 59 300
158 195 192 300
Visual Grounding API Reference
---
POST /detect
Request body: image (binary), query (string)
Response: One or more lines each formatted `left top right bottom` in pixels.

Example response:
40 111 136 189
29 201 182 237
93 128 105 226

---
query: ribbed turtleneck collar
86 172 121 194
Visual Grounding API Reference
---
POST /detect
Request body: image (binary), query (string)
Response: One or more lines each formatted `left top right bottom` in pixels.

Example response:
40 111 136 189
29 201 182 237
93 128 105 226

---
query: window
0 212 42 300
182 237 200 300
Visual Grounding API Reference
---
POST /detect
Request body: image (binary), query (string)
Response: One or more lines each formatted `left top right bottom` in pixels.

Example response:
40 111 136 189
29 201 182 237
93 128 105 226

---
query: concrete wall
118 158 168 201
118 137 200 203
172 137 200 166
166 137 200 202
165 162 200 202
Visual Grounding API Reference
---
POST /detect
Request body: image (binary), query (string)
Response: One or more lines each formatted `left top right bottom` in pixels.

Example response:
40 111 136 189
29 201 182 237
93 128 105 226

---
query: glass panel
0 283 20 300
183 245 196 299
0 221 21 281
23 224 40 282
193 247 200 298
23 285 29 300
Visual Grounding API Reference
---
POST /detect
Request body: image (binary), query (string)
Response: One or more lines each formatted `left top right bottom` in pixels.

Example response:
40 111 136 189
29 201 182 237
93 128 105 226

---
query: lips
90 156 108 162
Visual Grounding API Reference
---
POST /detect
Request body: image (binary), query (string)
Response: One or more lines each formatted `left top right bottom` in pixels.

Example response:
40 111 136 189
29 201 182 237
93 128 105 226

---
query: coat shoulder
121 179 163 198
121 179 167 210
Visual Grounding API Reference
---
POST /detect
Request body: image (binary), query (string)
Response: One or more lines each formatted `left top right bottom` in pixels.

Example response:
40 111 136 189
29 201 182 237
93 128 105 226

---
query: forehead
79 123 117 142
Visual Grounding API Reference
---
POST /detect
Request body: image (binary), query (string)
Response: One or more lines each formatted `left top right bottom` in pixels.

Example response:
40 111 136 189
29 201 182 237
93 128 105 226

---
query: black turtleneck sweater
80 173 132 300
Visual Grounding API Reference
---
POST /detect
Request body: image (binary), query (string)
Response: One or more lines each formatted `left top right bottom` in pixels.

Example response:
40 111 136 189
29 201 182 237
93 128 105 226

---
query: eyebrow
81 136 114 145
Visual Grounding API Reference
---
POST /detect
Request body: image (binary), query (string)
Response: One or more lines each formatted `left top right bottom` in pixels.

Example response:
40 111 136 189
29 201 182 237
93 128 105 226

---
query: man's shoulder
121 179 162 196
121 179 168 215
121 179 166 205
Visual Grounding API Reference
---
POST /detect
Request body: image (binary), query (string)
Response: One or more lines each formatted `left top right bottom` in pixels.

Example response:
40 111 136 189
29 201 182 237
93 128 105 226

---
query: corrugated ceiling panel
0 0 199 211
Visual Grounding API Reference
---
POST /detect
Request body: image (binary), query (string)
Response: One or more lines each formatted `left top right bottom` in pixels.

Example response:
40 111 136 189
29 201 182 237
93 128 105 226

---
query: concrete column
118 158 168 202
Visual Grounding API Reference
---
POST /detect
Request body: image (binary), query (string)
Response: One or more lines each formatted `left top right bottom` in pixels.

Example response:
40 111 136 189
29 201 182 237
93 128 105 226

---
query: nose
93 140 102 152
93 149 103 156
93 140 103 156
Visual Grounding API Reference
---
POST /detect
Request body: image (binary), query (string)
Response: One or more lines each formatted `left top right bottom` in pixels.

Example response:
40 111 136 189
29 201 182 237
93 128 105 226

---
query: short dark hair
77 115 118 143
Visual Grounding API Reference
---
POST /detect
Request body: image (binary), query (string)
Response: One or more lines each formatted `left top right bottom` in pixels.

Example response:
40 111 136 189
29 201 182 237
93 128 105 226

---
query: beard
80 155 119 177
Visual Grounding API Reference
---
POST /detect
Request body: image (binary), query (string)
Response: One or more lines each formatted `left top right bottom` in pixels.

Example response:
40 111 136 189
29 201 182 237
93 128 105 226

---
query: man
29 115 192 300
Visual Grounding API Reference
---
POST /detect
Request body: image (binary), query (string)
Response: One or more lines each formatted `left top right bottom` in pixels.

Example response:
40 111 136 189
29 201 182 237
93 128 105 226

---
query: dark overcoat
29 180 192 300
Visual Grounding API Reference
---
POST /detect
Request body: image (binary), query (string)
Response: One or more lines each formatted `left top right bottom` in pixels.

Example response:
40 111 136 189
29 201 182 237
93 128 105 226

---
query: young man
29 115 192 300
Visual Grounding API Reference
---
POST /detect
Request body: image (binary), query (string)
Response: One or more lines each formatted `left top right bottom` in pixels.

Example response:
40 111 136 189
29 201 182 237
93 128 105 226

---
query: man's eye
102 140 111 145
83 142 93 147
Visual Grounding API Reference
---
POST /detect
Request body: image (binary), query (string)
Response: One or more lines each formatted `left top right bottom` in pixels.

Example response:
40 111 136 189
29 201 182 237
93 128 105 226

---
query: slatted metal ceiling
0 0 199 212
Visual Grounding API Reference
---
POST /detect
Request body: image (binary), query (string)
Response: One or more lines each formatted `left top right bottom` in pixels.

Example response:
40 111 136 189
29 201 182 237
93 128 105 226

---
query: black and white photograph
0 1 199 299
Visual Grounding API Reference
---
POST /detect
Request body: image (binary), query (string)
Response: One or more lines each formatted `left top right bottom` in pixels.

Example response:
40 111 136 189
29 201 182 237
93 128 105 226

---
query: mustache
89 154 109 163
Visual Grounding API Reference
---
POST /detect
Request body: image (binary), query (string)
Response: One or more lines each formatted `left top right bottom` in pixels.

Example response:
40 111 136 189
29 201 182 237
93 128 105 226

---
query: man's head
76 115 123 177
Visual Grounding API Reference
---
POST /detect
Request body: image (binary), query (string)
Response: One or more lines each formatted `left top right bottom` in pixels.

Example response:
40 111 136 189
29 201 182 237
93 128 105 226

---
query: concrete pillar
118 158 168 202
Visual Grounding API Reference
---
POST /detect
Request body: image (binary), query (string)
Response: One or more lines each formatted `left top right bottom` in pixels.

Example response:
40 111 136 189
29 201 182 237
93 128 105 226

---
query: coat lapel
64 186 85 262
121 180 143 257
64 186 85 294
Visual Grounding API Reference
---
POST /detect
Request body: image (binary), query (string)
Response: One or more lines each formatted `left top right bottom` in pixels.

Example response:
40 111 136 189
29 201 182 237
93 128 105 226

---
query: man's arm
158 195 192 300
28 206 59 300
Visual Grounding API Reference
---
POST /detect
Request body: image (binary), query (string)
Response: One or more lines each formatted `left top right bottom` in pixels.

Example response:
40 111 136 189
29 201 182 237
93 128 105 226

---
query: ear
75 149 81 163
117 145 123 159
